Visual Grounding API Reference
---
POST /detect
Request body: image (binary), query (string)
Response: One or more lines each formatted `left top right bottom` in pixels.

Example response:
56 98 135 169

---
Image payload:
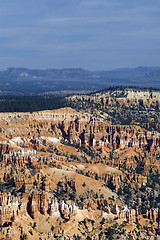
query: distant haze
0 0 160 70
0 67 159 95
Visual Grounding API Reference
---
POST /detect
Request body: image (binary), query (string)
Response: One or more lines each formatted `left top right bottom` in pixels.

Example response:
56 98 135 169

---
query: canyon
0 88 159 239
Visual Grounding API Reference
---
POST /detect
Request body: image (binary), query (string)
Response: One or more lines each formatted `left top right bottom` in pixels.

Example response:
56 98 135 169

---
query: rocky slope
68 88 160 132
0 89 160 239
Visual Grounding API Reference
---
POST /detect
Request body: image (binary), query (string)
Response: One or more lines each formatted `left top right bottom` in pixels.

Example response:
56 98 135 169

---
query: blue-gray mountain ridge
0 66 159 95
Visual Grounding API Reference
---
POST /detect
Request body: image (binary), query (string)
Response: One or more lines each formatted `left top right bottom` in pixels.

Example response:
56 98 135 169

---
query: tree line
0 96 69 112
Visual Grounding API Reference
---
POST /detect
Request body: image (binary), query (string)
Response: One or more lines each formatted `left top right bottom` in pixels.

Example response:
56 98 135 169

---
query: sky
0 0 160 70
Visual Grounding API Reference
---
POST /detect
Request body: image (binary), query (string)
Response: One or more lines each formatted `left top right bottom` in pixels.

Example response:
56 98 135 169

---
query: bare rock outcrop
0 193 26 227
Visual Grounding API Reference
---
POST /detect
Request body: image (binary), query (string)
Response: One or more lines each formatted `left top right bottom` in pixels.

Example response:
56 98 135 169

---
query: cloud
39 15 133 26
0 0 159 70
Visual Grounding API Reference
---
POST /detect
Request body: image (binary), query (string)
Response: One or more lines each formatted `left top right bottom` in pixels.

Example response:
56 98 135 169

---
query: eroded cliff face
0 106 159 239
69 89 160 109
0 193 26 227
0 109 160 154
68 88 160 133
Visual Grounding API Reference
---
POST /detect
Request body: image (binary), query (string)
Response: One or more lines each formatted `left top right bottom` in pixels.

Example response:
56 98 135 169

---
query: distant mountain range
0 66 159 95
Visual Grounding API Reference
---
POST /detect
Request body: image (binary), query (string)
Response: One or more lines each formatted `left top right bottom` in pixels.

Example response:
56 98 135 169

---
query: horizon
0 65 160 72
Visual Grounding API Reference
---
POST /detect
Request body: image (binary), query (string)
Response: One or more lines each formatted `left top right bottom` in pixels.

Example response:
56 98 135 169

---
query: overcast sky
0 0 160 70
